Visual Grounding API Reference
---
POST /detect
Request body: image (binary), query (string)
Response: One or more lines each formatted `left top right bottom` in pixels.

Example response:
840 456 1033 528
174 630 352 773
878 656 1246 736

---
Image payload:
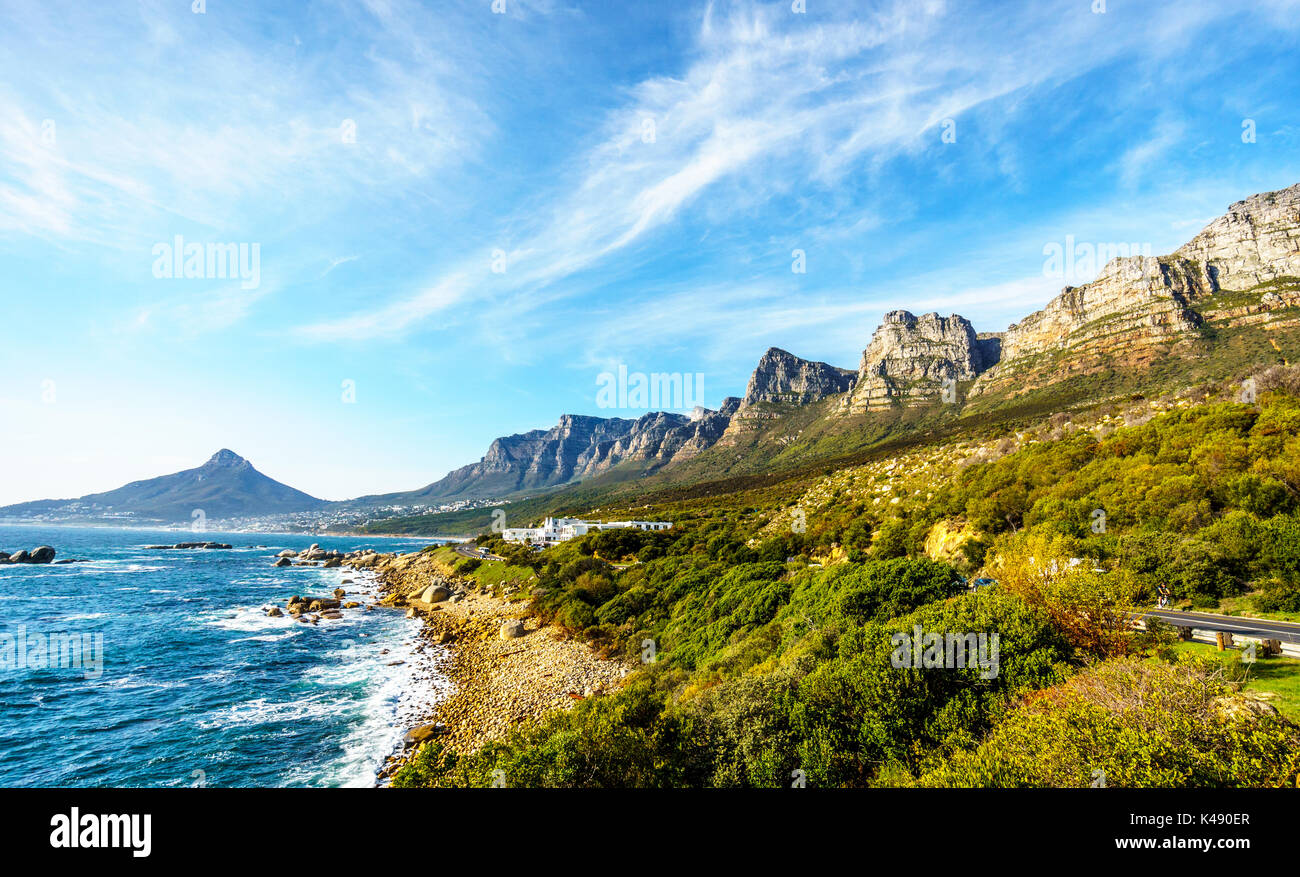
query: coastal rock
420 585 451 604
7 550 30 563
333 588 346 599
274 557 292 567
322 557 342 568
28 546 56 563
266 607 283 617
499 620 526 639
276 549 297 558
307 598 341 612
403 723 445 746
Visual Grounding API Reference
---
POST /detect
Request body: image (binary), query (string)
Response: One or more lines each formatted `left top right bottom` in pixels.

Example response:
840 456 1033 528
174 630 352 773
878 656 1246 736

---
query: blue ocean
0 524 447 788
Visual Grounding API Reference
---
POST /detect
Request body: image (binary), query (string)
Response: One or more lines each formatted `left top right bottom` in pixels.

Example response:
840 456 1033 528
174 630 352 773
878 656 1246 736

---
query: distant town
0 496 512 536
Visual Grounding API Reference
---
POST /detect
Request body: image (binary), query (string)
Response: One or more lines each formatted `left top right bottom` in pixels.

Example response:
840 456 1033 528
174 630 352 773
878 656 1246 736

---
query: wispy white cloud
301 0 1239 342
1118 119 1186 190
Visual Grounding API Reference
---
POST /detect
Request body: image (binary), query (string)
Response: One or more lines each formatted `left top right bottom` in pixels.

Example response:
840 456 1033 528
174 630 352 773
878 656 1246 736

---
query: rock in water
8 550 30 563
29 546 56 564
274 557 292 567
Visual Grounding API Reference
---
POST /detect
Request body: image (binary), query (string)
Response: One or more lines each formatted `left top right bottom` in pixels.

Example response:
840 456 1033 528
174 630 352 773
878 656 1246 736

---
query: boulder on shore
499 620 526 640
403 723 445 746
420 585 451 604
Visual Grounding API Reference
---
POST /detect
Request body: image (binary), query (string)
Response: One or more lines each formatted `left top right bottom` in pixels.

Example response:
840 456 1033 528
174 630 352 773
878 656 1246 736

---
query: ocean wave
230 631 301 643
201 606 294 633
196 694 349 730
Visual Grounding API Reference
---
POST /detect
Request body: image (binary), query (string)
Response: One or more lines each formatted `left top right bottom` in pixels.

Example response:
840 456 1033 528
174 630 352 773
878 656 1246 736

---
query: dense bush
921 657 1300 787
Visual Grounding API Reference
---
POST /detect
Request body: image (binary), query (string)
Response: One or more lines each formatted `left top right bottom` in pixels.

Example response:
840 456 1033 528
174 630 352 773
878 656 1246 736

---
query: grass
421 544 536 593
1162 641 1300 722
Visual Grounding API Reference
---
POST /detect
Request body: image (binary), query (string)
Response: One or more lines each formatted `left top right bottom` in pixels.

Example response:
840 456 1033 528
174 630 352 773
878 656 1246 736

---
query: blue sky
2 0 1299 504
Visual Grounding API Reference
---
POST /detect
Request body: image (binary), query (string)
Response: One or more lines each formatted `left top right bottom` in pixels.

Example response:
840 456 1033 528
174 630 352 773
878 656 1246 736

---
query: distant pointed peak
204 449 248 467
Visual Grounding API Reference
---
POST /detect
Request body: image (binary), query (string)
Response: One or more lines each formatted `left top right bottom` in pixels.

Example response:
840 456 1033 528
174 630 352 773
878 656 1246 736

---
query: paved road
453 541 504 562
1140 608 1300 645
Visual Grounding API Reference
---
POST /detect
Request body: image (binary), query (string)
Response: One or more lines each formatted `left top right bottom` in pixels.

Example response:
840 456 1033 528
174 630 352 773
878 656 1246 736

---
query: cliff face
742 347 856 405
971 182 1300 397
390 405 749 500
1175 183 1300 284
842 311 990 413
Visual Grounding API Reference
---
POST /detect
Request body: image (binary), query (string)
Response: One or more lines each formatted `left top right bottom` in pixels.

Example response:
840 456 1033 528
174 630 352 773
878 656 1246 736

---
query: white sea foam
230 630 300 643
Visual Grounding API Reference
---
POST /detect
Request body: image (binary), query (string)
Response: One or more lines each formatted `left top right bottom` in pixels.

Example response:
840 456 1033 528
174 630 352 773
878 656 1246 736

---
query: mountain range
5 181 1298 525
377 181 1299 504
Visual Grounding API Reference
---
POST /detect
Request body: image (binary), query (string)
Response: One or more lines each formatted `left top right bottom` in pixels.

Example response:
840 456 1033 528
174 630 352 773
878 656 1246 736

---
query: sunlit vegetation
393 384 1300 788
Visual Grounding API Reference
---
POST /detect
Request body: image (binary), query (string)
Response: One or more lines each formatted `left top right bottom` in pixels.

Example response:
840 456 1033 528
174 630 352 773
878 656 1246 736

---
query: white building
501 516 672 546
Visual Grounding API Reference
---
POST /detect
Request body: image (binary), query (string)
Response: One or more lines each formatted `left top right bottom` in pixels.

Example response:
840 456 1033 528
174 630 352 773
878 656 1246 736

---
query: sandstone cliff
971 182 1300 397
741 347 856 406
842 311 991 413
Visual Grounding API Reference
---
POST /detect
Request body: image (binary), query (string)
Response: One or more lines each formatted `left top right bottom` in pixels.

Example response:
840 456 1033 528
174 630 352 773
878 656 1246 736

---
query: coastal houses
502 516 671 546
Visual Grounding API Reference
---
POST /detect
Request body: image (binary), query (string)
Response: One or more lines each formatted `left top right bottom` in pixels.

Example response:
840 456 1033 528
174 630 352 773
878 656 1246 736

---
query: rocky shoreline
338 549 632 784
262 544 631 784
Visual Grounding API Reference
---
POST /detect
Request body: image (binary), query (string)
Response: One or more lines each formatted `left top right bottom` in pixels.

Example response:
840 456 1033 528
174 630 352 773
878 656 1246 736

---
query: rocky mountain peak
1174 181 1300 286
842 311 989 413
204 449 249 469
742 347 856 406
